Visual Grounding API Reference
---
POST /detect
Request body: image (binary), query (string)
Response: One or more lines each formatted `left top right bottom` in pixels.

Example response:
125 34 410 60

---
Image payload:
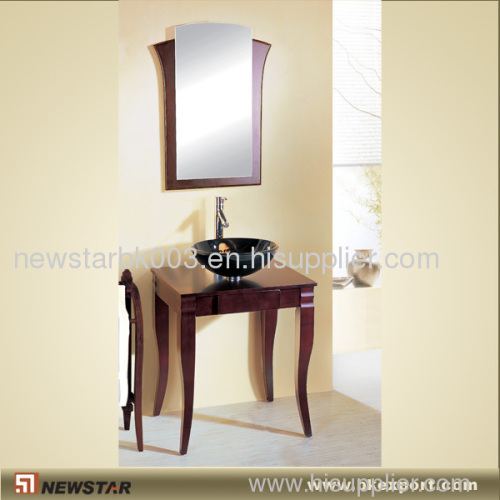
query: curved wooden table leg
123 293 133 430
261 309 278 402
122 402 133 430
133 290 144 451
179 296 196 455
296 287 314 437
153 293 169 416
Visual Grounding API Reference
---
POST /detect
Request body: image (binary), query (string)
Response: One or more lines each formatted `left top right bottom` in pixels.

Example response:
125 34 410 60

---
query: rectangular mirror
154 23 271 190
175 23 252 180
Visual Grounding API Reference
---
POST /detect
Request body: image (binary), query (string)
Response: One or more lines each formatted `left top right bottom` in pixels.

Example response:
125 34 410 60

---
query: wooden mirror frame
153 39 271 190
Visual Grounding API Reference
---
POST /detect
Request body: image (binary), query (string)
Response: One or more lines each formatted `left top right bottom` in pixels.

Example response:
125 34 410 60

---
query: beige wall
333 288 381 354
382 1 498 467
1 1 119 467
119 1 333 412
2 0 497 471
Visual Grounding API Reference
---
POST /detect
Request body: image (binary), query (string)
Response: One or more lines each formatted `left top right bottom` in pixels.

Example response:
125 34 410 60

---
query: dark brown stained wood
152 262 316 307
155 274 182 312
195 295 218 317
279 288 301 308
261 309 278 402
218 289 280 314
122 402 133 431
153 39 271 190
152 264 317 455
153 41 176 191
179 296 197 455
295 287 315 437
153 293 169 417
119 269 144 452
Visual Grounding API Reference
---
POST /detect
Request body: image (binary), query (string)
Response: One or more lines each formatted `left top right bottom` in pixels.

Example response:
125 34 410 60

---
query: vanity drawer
218 290 280 314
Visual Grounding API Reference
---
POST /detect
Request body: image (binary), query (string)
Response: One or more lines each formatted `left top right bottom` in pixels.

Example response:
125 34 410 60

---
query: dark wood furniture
119 269 144 452
151 264 317 455
153 39 271 190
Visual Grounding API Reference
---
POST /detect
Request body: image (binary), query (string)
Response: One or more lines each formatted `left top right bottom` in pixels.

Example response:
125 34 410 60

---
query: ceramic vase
347 249 381 287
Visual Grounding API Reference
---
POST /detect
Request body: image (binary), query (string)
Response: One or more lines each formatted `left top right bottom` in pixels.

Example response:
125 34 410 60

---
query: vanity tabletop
151 263 317 298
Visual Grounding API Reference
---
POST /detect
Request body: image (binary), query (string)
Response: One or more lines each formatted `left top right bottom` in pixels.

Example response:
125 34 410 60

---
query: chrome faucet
215 196 229 239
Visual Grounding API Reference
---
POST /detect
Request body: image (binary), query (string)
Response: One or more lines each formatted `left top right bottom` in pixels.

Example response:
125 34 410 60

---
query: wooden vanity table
151 264 317 455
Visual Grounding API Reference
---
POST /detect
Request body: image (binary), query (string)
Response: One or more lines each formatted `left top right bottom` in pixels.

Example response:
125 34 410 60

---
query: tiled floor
119 349 382 466
333 348 381 411
119 389 380 467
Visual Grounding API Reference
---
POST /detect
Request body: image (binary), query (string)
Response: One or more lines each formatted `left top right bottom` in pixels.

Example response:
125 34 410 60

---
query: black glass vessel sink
192 238 279 280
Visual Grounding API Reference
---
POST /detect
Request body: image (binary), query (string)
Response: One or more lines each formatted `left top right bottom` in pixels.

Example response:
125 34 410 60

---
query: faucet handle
216 196 227 208
215 197 229 239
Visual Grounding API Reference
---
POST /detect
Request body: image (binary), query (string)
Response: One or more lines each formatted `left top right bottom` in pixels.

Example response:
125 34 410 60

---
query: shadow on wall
248 312 268 401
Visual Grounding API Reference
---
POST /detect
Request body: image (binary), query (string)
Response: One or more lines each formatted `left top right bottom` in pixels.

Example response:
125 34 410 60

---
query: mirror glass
175 23 253 180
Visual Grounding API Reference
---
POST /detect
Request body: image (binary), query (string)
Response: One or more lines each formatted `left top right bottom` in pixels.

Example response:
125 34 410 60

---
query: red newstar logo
15 473 39 495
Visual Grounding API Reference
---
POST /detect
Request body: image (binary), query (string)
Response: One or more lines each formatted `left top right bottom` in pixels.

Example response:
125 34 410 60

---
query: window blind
333 0 381 166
